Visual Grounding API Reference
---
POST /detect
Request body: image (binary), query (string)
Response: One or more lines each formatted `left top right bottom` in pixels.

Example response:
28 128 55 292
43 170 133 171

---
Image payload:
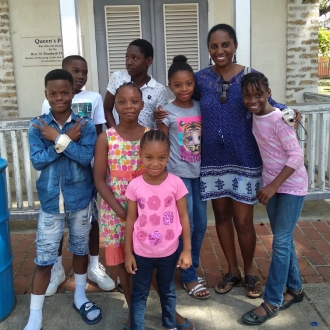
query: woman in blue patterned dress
194 24 286 298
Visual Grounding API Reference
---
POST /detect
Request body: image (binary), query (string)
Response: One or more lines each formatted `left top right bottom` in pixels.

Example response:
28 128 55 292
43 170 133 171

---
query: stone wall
286 0 319 105
0 0 18 119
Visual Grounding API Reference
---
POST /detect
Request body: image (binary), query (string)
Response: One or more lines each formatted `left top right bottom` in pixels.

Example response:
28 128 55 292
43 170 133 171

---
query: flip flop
215 273 241 294
176 318 198 330
123 324 130 330
73 301 102 325
245 275 263 299
184 283 211 300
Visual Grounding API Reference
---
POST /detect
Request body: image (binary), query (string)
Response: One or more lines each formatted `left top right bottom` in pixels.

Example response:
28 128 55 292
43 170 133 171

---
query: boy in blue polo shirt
24 69 101 330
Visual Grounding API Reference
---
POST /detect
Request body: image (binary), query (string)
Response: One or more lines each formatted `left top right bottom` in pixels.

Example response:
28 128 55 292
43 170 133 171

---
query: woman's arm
93 132 127 219
125 199 138 274
176 196 192 269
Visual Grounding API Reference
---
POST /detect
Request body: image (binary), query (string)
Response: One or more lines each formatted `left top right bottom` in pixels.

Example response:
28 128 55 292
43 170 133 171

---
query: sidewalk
2 200 330 329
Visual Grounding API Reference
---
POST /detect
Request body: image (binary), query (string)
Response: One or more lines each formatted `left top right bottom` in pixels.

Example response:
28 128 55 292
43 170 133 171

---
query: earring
209 57 212 66
233 54 237 63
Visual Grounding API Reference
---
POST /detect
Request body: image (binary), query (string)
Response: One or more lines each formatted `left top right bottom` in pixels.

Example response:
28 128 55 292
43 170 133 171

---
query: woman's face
208 30 237 68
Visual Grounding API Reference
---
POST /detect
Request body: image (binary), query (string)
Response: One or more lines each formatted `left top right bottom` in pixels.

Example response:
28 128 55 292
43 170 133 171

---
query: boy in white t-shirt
103 39 168 129
41 55 115 295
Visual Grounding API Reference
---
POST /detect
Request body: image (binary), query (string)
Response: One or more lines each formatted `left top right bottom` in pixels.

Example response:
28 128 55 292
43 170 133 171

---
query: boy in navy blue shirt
24 69 101 330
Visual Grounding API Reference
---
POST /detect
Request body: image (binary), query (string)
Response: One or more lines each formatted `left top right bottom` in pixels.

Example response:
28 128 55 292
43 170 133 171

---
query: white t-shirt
107 70 168 128
41 90 106 125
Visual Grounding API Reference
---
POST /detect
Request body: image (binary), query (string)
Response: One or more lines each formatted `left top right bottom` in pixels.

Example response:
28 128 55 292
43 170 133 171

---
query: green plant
319 28 330 58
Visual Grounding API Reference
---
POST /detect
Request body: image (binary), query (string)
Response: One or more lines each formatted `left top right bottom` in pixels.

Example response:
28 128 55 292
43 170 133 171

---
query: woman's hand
125 252 137 274
177 250 192 270
153 105 169 123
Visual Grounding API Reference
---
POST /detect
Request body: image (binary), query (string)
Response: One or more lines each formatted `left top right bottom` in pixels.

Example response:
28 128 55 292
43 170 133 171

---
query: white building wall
7 0 91 118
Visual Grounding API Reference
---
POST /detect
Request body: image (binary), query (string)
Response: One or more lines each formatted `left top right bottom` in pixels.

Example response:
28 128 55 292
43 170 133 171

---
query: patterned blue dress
194 66 285 204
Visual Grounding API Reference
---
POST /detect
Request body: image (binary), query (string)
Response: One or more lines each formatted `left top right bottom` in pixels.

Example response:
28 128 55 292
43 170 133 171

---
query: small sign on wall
21 37 63 67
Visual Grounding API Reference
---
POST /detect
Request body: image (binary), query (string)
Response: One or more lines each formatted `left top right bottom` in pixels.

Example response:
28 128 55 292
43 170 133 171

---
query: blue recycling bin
0 158 15 321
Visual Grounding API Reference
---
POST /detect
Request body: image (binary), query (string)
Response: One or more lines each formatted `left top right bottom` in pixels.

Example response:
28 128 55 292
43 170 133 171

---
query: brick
298 257 317 276
313 221 330 234
259 236 273 252
200 252 220 269
315 266 330 281
15 259 36 276
254 242 270 258
294 236 313 251
201 238 214 253
311 240 330 256
300 227 323 240
294 226 304 237
204 269 223 288
297 221 313 228
14 276 32 294
304 249 328 266
254 224 271 236
303 275 324 283
255 258 271 279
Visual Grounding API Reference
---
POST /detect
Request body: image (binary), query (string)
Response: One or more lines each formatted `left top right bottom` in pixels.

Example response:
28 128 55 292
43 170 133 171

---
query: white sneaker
45 265 65 297
87 262 115 291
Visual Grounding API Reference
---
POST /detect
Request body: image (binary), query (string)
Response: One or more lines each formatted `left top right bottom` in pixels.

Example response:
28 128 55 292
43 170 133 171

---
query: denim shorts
34 202 92 266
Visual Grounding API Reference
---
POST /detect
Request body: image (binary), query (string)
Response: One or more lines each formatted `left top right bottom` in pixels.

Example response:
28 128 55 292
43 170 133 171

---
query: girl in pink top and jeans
125 130 192 330
240 73 308 326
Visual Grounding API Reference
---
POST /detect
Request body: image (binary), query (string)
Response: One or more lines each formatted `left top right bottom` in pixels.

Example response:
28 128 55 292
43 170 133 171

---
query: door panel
93 0 208 98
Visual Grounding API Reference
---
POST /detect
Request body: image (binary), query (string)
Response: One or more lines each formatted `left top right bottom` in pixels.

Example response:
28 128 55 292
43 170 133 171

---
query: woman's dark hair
114 82 143 98
128 39 154 59
168 55 194 81
241 72 270 92
44 69 73 88
207 24 238 46
140 130 170 150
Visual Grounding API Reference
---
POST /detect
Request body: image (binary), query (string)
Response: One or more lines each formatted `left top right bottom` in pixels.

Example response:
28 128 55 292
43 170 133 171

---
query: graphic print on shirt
72 102 92 117
177 116 202 163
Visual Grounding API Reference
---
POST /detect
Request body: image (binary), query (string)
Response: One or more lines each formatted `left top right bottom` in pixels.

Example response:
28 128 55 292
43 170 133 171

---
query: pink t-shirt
125 173 188 258
252 108 308 196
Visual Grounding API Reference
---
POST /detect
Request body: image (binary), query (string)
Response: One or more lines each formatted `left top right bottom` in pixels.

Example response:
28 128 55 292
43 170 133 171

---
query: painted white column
58 0 82 57
234 0 251 67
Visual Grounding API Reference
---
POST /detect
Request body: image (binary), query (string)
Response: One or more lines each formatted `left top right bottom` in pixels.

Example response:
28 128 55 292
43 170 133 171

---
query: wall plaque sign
21 37 63 67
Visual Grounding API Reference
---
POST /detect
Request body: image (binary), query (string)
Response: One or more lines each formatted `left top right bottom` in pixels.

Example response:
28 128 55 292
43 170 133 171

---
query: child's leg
87 199 115 291
263 193 305 308
24 210 65 330
155 250 178 330
130 253 154 330
68 203 101 324
180 177 209 298
45 236 65 297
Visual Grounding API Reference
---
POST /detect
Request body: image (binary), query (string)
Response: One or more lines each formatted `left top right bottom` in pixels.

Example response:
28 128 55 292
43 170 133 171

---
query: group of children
25 36 307 330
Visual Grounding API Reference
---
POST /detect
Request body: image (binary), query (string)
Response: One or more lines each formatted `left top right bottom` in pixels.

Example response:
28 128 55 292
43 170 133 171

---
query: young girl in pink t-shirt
125 130 192 330
240 73 308 326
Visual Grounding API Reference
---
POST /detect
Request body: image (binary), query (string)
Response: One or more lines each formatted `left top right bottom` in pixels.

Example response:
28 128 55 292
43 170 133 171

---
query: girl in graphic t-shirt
125 130 192 330
156 55 210 300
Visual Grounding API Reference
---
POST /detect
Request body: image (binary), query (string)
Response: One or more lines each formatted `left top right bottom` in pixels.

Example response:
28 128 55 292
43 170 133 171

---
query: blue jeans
130 250 179 329
264 193 305 307
180 177 207 284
